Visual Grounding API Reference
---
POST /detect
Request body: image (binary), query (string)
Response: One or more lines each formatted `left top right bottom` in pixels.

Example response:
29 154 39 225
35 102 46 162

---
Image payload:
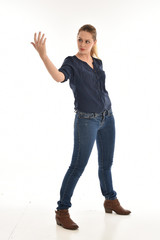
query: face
77 30 97 55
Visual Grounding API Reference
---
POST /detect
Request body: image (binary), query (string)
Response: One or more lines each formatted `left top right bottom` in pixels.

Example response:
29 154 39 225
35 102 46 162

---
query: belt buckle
102 110 107 117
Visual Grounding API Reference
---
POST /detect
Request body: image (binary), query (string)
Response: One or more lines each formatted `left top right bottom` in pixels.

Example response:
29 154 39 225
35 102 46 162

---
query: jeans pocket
108 111 114 118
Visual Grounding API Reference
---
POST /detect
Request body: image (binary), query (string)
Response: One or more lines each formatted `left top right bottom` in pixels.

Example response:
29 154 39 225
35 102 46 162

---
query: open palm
31 31 47 58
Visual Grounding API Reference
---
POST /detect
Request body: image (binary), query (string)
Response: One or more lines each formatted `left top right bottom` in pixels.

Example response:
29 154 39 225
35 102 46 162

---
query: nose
80 42 86 47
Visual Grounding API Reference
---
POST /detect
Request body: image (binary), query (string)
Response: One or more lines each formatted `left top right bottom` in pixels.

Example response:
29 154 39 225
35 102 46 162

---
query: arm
40 55 65 83
31 31 65 83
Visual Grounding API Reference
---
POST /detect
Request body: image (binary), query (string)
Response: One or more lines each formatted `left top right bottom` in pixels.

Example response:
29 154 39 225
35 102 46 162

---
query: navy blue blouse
58 55 112 113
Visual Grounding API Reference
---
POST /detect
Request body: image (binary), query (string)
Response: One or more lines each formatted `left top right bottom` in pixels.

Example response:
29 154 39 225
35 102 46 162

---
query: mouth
80 48 85 51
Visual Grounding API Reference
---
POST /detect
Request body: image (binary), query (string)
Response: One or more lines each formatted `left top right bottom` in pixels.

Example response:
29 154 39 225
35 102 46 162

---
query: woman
31 24 131 230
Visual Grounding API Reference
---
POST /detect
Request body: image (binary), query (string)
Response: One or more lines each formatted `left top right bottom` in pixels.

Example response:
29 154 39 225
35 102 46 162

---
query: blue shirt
58 55 112 113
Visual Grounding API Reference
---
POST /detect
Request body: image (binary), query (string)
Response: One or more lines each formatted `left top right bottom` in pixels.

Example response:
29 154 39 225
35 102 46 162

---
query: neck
76 52 92 61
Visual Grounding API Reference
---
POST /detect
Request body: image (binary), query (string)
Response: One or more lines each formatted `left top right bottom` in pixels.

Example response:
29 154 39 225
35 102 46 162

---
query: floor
1 196 160 240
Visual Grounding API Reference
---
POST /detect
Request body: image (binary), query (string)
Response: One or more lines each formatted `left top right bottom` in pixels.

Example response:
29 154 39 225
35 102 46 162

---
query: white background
0 0 160 239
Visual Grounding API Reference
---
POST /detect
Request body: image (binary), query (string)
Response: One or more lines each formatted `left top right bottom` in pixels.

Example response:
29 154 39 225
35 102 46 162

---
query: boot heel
55 209 79 230
105 208 112 213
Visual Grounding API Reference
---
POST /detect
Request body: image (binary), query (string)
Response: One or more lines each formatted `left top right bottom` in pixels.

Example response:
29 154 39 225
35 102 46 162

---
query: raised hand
31 32 47 59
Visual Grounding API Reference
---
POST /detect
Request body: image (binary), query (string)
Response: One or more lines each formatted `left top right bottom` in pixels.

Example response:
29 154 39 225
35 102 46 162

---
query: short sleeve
99 59 103 70
58 56 73 83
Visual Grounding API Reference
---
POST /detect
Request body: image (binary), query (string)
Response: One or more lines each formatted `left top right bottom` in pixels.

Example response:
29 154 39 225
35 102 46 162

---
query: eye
86 40 90 43
78 39 82 42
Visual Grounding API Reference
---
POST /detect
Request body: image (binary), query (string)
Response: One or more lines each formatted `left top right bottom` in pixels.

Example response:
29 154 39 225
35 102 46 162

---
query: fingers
42 37 47 45
38 31 41 42
33 32 46 45
34 32 37 44
30 42 37 49
31 31 47 57
40 33 45 44
30 42 35 48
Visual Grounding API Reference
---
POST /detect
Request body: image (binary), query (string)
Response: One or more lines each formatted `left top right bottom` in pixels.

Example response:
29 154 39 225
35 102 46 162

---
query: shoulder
93 57 102 63
62 56 74 64
93 57 103 69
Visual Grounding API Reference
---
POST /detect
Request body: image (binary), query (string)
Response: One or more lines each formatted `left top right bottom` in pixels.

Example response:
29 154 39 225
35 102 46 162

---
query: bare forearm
40 55 64 82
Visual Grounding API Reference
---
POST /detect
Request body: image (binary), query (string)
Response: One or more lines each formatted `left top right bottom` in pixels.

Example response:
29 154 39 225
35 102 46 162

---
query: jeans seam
98 130 108 195
60 116 81 204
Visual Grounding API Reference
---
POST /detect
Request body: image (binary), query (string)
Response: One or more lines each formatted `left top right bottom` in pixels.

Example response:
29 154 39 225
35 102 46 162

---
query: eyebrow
78 37 91 41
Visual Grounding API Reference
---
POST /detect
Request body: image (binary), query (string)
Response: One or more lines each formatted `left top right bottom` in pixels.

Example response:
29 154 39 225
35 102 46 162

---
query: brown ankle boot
55 209 79 230
104 199 131 215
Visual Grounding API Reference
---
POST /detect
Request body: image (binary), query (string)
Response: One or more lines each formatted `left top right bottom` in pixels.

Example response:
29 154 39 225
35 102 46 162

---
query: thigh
96 114 116 168
70 113 98 168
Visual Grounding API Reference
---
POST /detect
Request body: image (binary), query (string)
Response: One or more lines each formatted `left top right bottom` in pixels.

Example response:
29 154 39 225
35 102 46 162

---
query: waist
75 108 113 118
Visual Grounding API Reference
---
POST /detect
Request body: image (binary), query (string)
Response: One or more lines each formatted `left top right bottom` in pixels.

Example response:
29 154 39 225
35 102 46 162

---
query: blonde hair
77 24 101 60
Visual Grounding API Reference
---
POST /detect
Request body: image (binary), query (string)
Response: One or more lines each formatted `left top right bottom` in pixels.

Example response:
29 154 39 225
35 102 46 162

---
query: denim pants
56 108 117 210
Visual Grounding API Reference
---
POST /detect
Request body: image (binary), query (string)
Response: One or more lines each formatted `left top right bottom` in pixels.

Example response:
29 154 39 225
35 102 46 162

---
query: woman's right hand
31 32 47 59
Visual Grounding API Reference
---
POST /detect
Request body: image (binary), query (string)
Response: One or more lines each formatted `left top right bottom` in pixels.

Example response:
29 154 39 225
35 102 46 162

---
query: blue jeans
56 108 117 210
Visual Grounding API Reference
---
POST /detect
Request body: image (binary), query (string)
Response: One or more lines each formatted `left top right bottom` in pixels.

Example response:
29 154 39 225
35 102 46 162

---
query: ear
93 40 97 46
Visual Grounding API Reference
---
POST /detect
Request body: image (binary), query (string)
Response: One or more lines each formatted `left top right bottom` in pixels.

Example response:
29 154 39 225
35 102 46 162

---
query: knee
68 164 85 176
99 160 113 170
